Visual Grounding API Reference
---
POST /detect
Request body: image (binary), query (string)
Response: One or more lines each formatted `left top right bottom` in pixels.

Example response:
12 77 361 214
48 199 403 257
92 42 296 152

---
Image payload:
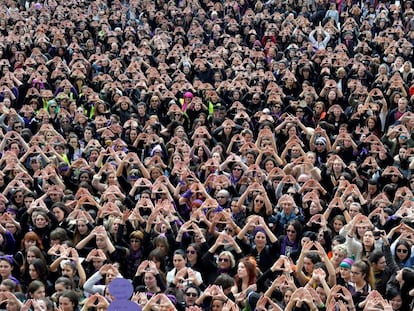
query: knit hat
339 258 354 269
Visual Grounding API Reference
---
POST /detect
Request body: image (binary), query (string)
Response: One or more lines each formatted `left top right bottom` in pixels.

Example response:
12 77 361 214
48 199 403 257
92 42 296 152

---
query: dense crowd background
0 0 413 310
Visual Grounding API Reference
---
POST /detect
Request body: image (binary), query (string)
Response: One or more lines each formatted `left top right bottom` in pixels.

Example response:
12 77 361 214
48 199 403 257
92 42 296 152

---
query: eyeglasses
397 248 408 254
218 258 229 262
186 250 196 254
186 292 198 297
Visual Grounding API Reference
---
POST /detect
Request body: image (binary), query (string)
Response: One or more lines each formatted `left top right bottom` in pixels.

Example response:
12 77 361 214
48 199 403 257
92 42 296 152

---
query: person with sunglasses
392 239 414 269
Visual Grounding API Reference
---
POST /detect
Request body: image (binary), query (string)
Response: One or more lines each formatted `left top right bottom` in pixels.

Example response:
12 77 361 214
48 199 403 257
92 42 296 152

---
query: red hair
21 232 44 250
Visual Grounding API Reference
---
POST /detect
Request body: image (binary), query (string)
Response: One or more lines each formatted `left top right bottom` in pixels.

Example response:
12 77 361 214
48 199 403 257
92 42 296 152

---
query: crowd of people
0 0 414 310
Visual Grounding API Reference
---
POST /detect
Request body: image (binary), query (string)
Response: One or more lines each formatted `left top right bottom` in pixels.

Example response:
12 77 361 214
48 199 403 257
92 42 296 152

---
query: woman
72 217 94 246
166 249 203 287
393 268 414 311
236 216 279 272
75 225 122 264
83 264 122 296
278 220 302 260
58 290 80 311
386 287 403 311
124 231 144 280
133 261 166 296
27 258 54 295
20 210 58 250
337 257 353 286
185 243 208 282
182 284 201 308
0 256 20 290
347 260 374 310
19 246 47 291
27 280 46 299
331 244 348 274
232 257 257 305
392 239 414 269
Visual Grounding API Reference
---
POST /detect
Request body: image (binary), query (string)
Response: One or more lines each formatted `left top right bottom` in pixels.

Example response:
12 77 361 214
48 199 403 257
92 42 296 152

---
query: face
333 219 344 233
332 250 345 266
0 260 12 278
77 220 89 235
316 286 327 302
396 244 409 260
31 286 46 299
59 296 74 311
35 215 48 228
185 288 199 305
186 246 197 262
348 204 360 218
309 202 321 215
24 239 36 249
350 266 365 283
53 207 65 222
211 299 224 311
26 251 37 265
144 272 157 289
390 295 403 310
303 257 314 274
173 254 186 270
373 256 386 272
29 264 39 280
363 231 374 247
218 255 231 270
254 231 266 247
340 267 351 279
96 236 107 249
286 225 297 240
55 282 69 295
62 264 76 278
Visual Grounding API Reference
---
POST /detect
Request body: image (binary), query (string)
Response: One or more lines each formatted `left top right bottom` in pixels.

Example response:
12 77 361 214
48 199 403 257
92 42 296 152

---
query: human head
217 251 236 270
27 280 46 299
58 290 79 311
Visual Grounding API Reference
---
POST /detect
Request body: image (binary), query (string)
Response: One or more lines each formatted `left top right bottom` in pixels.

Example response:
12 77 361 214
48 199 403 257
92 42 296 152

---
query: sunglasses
233 168 242 171
186 250 196 254
218 258 229 262
255 199 264 203
397 248 408 254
